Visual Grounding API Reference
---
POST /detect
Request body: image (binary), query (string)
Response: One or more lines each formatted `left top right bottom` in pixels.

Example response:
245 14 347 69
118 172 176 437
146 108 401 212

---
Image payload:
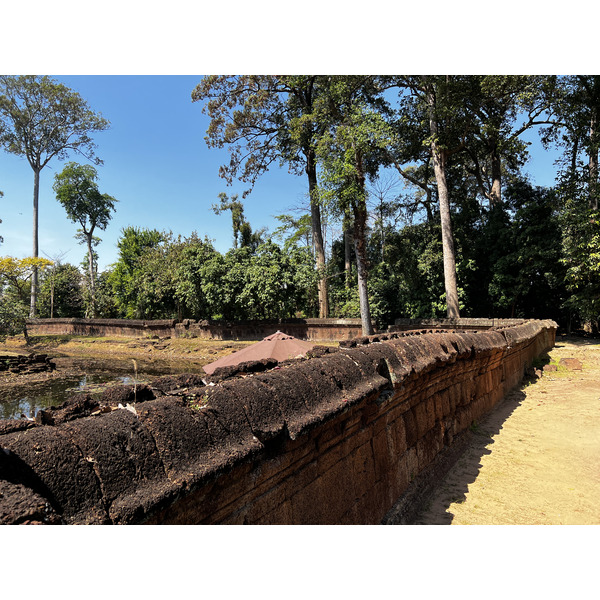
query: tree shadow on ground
410 385 529 525
557 333 600 347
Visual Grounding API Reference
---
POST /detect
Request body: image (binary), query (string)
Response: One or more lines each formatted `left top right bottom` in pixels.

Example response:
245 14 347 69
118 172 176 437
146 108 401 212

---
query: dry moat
0 335 256 420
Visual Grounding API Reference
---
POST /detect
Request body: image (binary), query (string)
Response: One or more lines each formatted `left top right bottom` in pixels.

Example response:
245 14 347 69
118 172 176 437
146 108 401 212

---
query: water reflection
0 357 204 421
0 374 146 420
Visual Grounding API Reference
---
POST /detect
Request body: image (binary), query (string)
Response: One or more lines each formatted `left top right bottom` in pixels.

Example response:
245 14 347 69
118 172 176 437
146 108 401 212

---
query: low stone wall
26 318 371 342
393 317 528 330
0 319 557 525
25 318 177 339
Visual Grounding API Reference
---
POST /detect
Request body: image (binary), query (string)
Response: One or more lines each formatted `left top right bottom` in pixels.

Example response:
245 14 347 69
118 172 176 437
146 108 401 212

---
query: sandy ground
415 335 600 525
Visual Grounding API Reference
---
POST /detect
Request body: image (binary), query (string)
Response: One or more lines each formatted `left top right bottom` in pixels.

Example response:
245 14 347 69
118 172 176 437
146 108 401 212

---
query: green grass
189 394 209 411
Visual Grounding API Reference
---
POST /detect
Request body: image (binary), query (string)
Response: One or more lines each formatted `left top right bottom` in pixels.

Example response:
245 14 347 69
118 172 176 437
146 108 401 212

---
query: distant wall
25 316 533 341
1 319 557 525
393 317 529 331
25 318 176 339
25 318 373 342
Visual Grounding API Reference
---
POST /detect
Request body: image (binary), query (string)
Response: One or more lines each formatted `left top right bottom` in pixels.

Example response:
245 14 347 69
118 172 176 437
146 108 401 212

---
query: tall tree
0 76 109 316
316 76 393 335
390 76 472 319
461 76 557 207
545 76 600 210
192 76 330 317
53 162 117 316
541 76 600 328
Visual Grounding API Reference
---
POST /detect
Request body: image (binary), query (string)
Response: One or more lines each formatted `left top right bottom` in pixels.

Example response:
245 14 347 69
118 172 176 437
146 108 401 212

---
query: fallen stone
559 357 583 370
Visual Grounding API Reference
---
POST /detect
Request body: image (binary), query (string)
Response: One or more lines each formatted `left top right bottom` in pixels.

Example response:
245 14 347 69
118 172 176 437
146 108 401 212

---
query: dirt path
415 335 600 525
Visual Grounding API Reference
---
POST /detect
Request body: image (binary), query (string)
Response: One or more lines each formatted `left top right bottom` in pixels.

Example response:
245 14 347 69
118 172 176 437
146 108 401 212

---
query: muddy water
0 356 206 420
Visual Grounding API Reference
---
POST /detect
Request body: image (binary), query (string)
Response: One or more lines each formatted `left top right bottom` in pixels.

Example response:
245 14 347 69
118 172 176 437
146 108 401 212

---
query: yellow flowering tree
0 256 53 340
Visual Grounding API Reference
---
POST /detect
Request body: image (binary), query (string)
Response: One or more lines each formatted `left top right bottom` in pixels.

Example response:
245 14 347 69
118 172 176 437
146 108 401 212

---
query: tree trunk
307 151 329 318
352 150 374 336
426 85 461 319
432 149 461 318
589 107 599 211
86 232 96 317
353 204 374 336
344 216 353 288
30 168 40 317
379 201 385 262
490 144 502 206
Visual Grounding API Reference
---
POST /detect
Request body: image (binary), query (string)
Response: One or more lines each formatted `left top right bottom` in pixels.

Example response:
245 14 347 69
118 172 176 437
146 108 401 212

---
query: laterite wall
0 320 556 525
25 317 371 341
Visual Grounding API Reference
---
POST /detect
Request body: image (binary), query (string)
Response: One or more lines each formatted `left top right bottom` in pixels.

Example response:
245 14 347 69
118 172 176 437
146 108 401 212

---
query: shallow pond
0 356 206 421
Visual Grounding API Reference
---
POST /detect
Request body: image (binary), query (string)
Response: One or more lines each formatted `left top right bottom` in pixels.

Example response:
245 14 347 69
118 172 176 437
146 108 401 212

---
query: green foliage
273 213 312 249
53 161 116 317
36 263 85 318
486 181 565 319
53 162 117 235
0 292 28 338
238 241 316 319
212 193 265 251
170 233 221 319
366 222 448 321
92 271 119 318
108 227 167 318
203 241 318 321
105 226 318 321
0 256 53 337
560 192 600 324
0 76 109 169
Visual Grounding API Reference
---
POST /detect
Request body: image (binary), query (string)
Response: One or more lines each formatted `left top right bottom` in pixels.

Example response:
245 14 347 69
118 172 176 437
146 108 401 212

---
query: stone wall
0 319 557 525
26 318 371 342
393 317 528 330
25 318 177 339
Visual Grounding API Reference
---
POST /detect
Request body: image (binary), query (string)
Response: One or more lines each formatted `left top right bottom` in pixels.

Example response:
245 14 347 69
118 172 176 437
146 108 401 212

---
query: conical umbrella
203 331 316 375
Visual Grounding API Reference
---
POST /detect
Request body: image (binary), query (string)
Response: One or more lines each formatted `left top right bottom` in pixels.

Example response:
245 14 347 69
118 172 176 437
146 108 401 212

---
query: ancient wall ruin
25 317 371 341
0 320 556 525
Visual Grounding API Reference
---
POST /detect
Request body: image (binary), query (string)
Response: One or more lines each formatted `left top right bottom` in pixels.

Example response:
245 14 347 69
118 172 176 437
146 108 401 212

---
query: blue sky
0 75 563 272
0 75 311 270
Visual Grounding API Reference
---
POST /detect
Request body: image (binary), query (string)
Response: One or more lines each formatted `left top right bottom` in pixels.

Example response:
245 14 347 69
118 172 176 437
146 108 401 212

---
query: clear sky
0 75 312 270
0 75 563 272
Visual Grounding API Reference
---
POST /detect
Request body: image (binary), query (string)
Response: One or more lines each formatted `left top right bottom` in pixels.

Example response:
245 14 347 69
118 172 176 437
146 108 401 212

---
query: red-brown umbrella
202 331 315 375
